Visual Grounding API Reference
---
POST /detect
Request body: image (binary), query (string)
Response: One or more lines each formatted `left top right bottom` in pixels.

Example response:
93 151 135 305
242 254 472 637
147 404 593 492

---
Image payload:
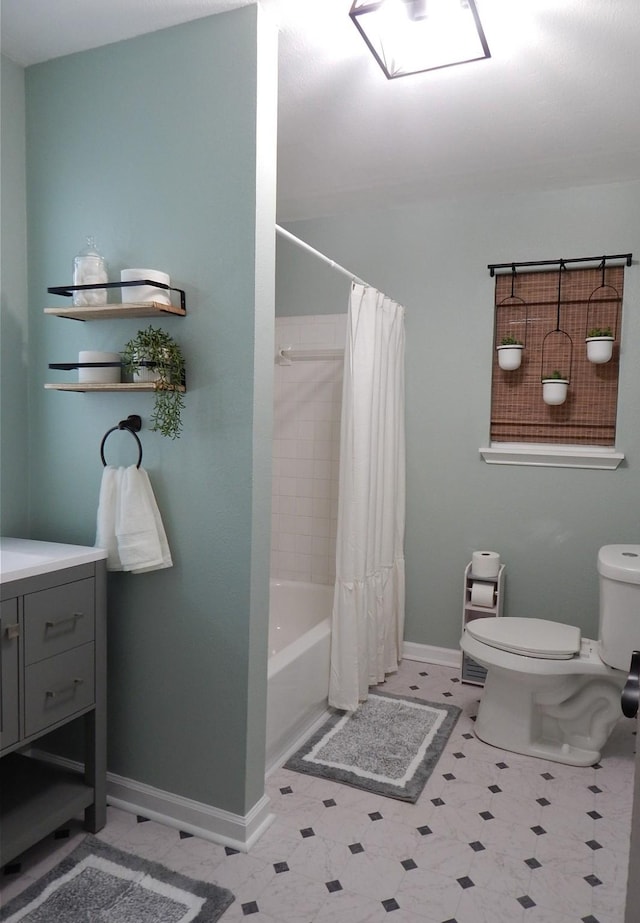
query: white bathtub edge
268 618 331 679
266 580 332 772
265 706 332 777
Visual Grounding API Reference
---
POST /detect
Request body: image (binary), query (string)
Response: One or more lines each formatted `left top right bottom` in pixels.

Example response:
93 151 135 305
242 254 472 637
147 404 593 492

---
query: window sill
479 444 625 470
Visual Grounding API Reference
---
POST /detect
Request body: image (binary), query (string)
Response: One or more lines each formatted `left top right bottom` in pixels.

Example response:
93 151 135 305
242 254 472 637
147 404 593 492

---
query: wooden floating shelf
44 303 186 321
44 382 186 393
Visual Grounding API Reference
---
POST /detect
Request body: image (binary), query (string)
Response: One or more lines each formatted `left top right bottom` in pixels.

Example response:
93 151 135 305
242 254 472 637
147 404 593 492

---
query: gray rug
285 691 461 802
0 835 234 922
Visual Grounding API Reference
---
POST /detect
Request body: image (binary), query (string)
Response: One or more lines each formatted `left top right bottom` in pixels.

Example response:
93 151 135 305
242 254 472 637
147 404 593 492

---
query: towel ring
100 415 143 468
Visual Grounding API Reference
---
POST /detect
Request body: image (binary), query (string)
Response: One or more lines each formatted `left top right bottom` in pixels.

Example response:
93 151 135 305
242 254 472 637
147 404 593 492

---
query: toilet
460 544 640 766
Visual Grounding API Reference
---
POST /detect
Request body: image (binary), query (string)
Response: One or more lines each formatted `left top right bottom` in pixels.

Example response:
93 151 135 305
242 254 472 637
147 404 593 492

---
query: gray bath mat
0 835 234 922
285 690 461 802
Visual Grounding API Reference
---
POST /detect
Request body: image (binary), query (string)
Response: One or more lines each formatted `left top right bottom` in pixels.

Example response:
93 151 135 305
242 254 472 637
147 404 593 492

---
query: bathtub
266 579 332 772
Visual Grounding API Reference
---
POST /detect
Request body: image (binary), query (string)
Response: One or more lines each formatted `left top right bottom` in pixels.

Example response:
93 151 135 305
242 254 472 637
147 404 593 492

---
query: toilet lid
465 617 581 660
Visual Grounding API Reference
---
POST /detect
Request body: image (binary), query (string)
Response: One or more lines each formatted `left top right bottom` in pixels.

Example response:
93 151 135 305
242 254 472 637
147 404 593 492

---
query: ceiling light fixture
349 0 491 80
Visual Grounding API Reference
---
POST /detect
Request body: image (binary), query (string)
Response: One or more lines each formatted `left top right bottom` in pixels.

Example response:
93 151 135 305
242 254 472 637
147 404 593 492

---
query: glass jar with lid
73 237 108 306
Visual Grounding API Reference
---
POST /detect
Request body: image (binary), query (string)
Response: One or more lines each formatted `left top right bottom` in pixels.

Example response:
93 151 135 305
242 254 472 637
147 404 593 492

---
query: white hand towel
95 466 124 571
116 465 163 571
116 466 173 573
128 468 173 573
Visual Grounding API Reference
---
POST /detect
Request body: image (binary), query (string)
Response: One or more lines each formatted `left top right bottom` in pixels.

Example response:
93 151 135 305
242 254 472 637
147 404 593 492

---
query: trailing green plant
587 327 613 338
499 335 523 346
122 326 185 439
542 369 567 381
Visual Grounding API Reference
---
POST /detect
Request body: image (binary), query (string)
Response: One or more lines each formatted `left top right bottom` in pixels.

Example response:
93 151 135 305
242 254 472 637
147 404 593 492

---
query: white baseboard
107 773 274 853
403 641 461 669
28 749 273 853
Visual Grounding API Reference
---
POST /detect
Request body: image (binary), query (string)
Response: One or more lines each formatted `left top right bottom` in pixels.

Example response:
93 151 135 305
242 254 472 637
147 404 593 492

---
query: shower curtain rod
275 224 366 286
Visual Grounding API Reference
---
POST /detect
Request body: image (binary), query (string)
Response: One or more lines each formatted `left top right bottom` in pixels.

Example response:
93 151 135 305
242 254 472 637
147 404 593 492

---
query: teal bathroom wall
1 55 29 535
279 180 640 649
19 6 276 817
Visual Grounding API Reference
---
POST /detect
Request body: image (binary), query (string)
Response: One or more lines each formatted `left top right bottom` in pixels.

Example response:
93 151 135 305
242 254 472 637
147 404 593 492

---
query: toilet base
472 661 624 767
473 724 600 767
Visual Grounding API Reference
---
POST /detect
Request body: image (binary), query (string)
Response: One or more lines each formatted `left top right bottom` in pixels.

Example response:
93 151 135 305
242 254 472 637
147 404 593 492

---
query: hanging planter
541 371 569 405
497 336 524 370
540 264 572 407
495 267 527 371
585 258 619 365
585 327 614 364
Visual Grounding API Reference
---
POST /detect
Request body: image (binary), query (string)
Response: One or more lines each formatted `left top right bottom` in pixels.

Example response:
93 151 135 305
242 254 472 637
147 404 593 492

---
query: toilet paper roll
470 581 496 608
472 550 501 578
78 351 121 384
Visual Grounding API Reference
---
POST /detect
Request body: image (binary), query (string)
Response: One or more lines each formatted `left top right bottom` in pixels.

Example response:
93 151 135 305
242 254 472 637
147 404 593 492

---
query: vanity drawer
24 579 95 665
24 642 95 737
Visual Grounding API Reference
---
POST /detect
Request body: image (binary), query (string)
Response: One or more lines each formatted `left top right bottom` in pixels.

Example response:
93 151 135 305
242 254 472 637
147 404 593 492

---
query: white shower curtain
328 283 406 712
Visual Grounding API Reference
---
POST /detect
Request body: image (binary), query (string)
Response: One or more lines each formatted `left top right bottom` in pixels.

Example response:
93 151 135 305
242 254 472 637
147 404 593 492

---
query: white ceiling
3 0 640 221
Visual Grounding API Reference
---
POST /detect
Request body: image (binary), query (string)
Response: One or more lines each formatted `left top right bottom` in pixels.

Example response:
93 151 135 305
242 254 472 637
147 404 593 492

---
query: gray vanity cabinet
0 560 106 866
0 598 20 749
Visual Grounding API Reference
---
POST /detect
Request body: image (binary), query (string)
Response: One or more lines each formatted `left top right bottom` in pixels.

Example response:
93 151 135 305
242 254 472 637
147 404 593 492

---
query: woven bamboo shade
490 266 624 446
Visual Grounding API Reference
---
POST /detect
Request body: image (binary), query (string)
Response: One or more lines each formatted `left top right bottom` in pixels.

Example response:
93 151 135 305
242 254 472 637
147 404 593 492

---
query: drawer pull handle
45 678 84 699
45 612 84 629
5 623 20 640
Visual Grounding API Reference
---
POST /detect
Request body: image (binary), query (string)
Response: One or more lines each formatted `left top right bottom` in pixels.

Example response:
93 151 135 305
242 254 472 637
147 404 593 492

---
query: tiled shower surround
271 314 346 586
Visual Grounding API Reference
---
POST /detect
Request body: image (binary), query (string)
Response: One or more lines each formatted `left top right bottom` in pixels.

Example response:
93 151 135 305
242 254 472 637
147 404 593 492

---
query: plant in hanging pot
541 369 569 406
585 326 614 364
496 335 524 370
122 325 185 439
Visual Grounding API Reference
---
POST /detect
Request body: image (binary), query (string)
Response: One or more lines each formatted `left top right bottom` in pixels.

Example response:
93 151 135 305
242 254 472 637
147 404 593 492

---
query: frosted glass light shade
349 0 490 79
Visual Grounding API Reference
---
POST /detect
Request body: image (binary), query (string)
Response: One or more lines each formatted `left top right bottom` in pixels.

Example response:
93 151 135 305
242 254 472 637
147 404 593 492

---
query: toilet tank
598 544 640 670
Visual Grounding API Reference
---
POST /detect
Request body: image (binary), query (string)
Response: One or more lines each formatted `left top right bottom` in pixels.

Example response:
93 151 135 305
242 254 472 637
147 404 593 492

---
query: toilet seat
465 617 581 660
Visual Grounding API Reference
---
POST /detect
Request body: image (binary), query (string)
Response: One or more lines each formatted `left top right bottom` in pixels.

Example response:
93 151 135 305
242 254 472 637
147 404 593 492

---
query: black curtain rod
488 253 633 277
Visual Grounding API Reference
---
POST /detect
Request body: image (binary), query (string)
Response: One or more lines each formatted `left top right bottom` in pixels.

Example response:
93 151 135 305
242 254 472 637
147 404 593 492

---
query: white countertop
0 537 107 584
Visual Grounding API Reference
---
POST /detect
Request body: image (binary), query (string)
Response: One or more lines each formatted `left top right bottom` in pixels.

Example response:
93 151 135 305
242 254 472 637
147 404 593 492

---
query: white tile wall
271 315 347 585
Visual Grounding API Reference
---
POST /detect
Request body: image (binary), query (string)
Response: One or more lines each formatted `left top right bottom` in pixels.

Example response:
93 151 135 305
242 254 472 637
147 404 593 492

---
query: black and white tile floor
2 659 634 922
